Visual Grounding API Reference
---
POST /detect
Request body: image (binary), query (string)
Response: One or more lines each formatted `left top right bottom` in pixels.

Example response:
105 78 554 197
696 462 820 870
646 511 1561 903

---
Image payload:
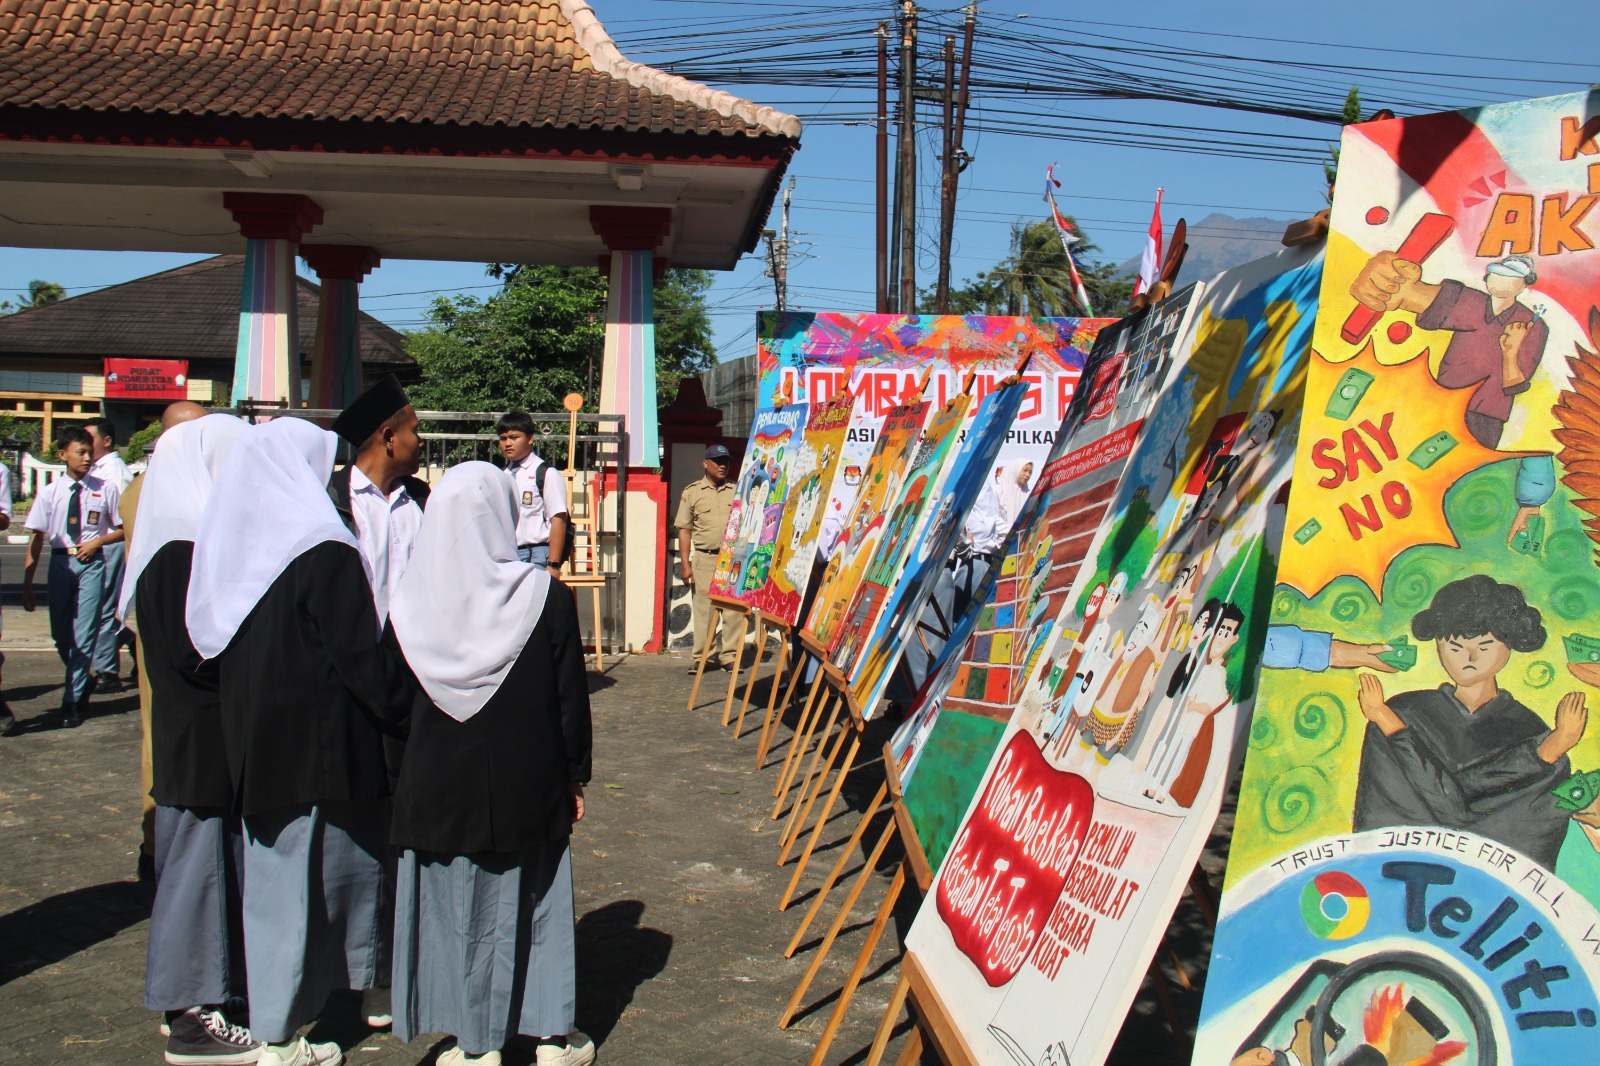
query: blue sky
3 0 1593 363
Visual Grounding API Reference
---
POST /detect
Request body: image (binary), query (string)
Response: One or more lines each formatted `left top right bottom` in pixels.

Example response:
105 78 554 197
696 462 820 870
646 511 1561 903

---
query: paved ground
0 592 1220 1066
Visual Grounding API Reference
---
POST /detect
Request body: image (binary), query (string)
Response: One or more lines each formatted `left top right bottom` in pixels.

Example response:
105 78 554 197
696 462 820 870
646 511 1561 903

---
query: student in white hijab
387 462 594 1066
188 416 415 1066
125 413 265 1061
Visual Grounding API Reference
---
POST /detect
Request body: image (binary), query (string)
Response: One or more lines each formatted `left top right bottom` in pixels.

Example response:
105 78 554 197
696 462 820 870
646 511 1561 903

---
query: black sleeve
304 543 416 731
546 582 593 785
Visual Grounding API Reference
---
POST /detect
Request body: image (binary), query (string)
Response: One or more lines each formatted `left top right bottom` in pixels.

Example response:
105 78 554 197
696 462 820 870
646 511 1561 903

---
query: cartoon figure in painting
1353 575 1588 871
1350 251 1546 449
1144 598 1243 807
1069 600 1166 767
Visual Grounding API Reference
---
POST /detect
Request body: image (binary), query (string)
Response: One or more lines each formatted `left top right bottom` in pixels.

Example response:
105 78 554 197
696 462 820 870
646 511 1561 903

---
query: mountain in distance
1116 212 1302 289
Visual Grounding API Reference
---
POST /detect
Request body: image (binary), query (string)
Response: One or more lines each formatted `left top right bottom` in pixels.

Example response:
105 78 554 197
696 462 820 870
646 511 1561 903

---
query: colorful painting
759 312 1114 562
902 243 1324 1066
709 403 809 601
1198 91 1600 1066
742 387 856 625
889 289 1207 872
831 392 974 678
802 394 931 653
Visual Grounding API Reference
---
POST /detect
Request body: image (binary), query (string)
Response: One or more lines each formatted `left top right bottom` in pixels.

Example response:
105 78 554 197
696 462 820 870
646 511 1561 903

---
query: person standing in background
0 456 14 736
675 444 746 672
497 411 570 577
84 417 135 692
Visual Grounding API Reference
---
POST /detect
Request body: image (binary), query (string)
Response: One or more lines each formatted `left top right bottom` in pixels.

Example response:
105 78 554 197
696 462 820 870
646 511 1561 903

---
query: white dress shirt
348 465 422 622
26 473 122 548
505 454 569 549
91 450 134 492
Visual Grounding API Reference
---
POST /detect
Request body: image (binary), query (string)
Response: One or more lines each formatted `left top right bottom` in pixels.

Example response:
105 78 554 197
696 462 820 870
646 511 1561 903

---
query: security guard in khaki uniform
675 444 748 671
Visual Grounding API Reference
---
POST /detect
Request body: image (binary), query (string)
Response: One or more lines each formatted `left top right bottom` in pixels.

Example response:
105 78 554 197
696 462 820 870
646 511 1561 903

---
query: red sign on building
104 359 189 400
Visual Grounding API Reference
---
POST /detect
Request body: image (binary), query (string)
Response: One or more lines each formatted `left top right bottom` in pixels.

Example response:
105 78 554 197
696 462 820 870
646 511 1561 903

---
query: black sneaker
95 674 127 693
164 1007 262 1065
0 705 19 737
59 702 84 729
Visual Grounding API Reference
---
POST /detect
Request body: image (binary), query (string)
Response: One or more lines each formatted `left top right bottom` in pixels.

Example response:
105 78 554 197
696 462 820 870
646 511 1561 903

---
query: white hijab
389 461 552 723
995 459 1032 527
186 418 357 660
118 414 248 623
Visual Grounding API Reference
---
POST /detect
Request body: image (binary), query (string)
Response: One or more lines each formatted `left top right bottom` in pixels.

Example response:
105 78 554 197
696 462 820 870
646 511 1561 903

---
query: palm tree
1 279 66 315
938 218 1132 319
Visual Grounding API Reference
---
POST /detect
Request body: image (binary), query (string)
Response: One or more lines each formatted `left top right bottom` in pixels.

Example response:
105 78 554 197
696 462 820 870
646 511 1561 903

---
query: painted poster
1197 92 1600 1066
802 393 931 653
851 377 1033 718
742 386 856 624
889 288 1207 872
831 392 975 676
901 244 1324 1066
759 313 1113 561
709 402 809 600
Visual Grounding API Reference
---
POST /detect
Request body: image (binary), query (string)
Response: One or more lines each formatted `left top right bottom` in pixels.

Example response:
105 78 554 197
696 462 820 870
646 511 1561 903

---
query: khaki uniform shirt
675 476 736 553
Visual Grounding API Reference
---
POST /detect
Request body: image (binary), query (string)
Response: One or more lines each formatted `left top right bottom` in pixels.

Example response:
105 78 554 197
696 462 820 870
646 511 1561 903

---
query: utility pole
875 22 890 314
896 0 918 313
762 176 795 311
935 34 955 313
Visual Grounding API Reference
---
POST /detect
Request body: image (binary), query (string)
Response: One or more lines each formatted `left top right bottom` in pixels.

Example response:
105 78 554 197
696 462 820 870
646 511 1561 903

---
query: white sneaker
361 986 391 1028
256 1038 343 1066
535 1031 596 1066
436 1049 501 1066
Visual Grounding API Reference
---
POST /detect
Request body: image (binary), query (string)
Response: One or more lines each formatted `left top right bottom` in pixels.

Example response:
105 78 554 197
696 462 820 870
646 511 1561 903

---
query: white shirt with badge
505 454 569 549
26 472 122 549
348 464 422 623
91 450 134 492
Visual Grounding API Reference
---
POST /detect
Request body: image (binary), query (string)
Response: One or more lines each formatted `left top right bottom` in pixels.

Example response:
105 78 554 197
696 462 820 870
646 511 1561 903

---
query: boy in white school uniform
497 411 570 577
84 417 136 691
22 426 124 728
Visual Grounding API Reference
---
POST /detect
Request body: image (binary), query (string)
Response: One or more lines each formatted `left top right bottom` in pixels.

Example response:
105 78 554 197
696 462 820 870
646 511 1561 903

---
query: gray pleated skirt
241 800 390 1043
145 806 245 1011
392 840 575 1057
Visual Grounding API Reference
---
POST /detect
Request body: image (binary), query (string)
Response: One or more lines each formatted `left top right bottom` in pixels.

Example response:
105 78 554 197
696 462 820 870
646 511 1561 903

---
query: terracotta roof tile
0 0 800 139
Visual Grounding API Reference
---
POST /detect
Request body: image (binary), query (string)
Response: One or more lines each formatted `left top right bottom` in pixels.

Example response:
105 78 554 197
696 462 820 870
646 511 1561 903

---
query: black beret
332 374 411 445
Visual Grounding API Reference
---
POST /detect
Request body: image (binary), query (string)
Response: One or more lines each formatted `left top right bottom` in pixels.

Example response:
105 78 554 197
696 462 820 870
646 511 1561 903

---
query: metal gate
231 403 628 654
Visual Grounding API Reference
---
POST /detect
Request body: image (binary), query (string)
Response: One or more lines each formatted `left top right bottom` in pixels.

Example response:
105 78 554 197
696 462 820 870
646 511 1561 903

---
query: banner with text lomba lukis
889 288 1208 871
829 391 974 684
741 385 857 625
757 313 1114 549
1197 91 1600 1066
708 402 809 601
802 393 932 655
902 243 1323 1066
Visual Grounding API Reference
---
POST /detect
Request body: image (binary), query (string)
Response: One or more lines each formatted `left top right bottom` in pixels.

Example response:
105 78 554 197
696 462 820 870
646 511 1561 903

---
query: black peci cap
331 374 411 445
705 444 731 461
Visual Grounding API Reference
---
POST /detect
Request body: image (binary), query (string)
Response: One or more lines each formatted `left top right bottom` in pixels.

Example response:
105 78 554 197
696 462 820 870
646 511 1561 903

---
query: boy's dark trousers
48 550 105 706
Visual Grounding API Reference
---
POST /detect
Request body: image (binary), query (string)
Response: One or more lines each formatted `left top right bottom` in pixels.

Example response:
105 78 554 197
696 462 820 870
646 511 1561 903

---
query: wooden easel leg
865 972 911 1066
779 730 862 906
590 585 604 674
719 630 746 728
774 696 841 827
779 712 850 858
806 865 907 1065
774 675 825 793
1148 957 1192 1062
757 648 807 768
733 617 769 735
784 782 886 937
1165 938 1193 991
1187 865 1218 928
744 638 788 741
778 817 898 1026
892 1026 923 1066
685 643 713 712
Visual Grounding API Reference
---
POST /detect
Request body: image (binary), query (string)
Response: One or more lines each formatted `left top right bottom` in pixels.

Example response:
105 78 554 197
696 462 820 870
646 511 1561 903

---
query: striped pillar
601 249 659 467
590 206 672 468
302 246 381 410
223 193 323 406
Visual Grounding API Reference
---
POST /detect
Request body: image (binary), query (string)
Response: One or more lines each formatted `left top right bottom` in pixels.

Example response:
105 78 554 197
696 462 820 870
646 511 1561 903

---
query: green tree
930 218 1132 320
405 264 716 416
0 279 67 315
1324 86 1362 203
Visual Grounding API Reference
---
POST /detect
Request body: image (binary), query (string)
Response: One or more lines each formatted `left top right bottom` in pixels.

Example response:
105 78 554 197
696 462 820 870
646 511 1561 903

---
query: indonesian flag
1042 164 1093 316
1134 188 1164 296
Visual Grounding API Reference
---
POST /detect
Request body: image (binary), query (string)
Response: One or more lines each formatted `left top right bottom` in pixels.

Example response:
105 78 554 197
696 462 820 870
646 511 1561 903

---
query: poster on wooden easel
1197 91 1600 1066
708 401 809 601
888 287 1207 872
742 385 858 625
901 244 1325 1066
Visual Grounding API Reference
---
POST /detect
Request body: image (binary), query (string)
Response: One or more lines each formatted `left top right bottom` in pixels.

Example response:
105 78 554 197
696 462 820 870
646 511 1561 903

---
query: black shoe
163 1007 262 1065
60 701 84 729
137 852 157 882
0 706 18 737
95 674 127 693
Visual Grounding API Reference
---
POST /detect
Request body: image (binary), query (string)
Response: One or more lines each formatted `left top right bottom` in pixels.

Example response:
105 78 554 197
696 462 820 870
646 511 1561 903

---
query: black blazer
389 582 593 856
327 465 431 537
138 541 231 810
218 541 415 817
